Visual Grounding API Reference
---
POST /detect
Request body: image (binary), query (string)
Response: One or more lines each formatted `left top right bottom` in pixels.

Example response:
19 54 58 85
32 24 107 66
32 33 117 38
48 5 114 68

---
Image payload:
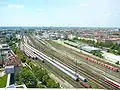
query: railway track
34 59 83 88
36 43 118 89
23 37 83 88
51 54 118 90
45 39 120 80
26 35 119 89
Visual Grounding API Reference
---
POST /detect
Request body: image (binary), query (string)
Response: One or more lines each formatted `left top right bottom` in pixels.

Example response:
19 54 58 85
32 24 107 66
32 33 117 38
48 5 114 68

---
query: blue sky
0 0 120 27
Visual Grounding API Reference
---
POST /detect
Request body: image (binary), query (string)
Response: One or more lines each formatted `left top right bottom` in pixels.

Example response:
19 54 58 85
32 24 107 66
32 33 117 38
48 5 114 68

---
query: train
86 57 119 72
36 36 46 45
25 44 79 81
80 81 92 88
63 41 119 72
23 43 91 88
23 45 44 62
80 54 119 72
64 42 78 48
24 43 87 82
105 77 120 89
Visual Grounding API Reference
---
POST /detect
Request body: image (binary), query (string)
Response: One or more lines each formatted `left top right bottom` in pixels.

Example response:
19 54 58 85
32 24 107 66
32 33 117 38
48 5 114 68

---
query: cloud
80 4 88 7
107 13 112 16
8 4 24 8
36 8 44 12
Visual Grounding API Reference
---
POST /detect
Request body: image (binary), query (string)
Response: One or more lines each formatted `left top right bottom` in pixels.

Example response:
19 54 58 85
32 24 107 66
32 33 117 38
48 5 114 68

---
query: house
5 50 21 85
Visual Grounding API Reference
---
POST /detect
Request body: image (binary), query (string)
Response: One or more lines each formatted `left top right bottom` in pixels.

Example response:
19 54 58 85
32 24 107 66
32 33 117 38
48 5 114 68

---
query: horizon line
0 26 120 28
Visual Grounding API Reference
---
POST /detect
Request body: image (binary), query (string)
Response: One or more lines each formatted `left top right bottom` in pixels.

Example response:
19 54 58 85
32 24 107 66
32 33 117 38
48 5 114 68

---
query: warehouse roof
81 46 101 52
102 51 120 62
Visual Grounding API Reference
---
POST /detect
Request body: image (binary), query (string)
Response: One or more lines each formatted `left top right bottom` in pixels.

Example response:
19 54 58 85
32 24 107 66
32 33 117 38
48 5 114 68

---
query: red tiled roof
5 52 21 67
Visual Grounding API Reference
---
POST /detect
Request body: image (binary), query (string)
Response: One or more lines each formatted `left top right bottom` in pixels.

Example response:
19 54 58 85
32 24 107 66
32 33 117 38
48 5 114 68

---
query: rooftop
102 51 120 62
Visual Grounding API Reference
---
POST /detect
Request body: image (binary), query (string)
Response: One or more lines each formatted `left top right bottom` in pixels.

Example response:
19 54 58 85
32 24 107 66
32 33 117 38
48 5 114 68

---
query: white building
81 46 101 53
68 34 75 40
16 34 21 39
102 51 120 63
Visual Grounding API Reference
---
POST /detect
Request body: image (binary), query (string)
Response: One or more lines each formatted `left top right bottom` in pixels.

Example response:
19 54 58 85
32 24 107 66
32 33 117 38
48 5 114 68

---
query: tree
42 75 50 85
116 61 119 65
29 62 34 68
21 56 26 63
117 48 120 55
46 79 60 88
18 68 37 88
37 83 45 88
26 60 32 64
32 66 47 81
36 69 47 81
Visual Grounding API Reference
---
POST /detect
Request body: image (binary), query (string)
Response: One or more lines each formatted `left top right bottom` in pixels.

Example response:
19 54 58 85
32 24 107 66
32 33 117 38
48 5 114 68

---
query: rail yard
20 34 120 90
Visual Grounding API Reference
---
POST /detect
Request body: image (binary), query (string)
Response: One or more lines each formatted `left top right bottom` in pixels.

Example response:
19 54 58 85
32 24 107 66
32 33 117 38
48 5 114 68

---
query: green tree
32 66 47 81
37 83 45 88
116 61 119 65
18 68 37 88
117 47 120 55
21 56 26 63
36 69 47 81
29 62 34 68
46 79 60 88
26 60 32 64
42 75 50 85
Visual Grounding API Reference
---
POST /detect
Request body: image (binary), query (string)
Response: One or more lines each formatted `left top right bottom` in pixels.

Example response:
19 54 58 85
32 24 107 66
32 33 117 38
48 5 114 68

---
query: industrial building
80 46 101 53
102 51 120 64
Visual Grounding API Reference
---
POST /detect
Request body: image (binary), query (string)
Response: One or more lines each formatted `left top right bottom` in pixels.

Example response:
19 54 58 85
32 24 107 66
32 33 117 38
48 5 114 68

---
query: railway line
34 59 82 88
44 39 120 80
23 43 84 88
23 36 94 88
23 35 120 89
34 36 120 89
33 43 118 89
51 55 118 89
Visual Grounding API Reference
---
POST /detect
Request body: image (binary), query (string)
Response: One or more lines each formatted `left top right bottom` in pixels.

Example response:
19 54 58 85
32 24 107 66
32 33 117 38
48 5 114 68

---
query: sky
0 0 120 27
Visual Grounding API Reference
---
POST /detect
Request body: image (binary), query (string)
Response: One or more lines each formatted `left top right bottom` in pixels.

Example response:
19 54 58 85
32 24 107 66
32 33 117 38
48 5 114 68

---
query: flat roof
102 51 120 62
82 46 100 51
